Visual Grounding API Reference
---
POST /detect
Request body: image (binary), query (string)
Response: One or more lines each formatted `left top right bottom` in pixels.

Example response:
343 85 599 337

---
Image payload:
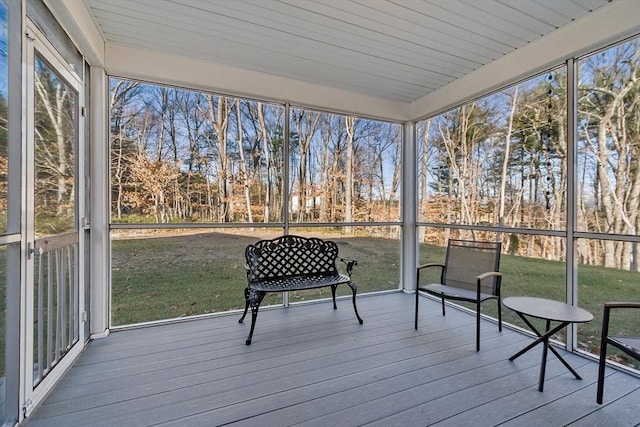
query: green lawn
110 230 402 325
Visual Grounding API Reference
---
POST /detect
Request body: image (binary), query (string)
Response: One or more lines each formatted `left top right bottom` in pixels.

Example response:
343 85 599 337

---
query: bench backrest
245 235 339 282
443 239 501 295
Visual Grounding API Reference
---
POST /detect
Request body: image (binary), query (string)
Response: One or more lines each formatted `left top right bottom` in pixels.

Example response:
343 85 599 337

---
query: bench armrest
339 257 358 277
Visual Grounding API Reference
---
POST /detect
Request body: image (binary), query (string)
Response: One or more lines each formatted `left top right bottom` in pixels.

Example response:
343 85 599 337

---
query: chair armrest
417 263 445 271
339 257 358 277
603 302 640 327
477 271 502 281
417 263 445 287
476 271 502 295
604 302 640 310
602 301 640 341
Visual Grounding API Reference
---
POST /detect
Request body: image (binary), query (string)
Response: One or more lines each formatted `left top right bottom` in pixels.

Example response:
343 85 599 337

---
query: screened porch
2 1 640 426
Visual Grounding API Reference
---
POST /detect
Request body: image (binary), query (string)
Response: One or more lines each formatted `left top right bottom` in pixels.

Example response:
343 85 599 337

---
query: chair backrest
443 239 501 295
245 235 339 282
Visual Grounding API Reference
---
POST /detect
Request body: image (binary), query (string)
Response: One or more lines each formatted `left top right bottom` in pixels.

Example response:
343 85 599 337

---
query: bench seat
251 274 352 292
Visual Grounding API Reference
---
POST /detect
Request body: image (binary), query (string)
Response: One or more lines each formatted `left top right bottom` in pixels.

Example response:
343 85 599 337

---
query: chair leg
415 289 419 330
596 342 607 404
476 301 481 352
441 296 446 316
497 299 502 332
597 306 612 404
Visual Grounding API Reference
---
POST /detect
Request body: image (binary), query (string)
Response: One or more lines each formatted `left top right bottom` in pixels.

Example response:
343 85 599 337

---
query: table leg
507 315 579 391
509 312 543 361
509 317 569 361
548 346 582 380
539 320 550 391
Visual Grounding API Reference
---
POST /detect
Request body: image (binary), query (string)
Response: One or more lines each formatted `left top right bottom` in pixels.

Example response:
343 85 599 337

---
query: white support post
283 103 290 307
402 121 417 292
566 58 577 351
90 66 110 338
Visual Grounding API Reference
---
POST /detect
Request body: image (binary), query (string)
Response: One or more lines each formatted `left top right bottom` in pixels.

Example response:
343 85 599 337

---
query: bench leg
331 285 338 309
245 290 265 345
348 282 364 324
238 287 250 324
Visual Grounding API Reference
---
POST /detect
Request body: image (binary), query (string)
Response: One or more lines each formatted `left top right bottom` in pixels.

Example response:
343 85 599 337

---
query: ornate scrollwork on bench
239 235 363 344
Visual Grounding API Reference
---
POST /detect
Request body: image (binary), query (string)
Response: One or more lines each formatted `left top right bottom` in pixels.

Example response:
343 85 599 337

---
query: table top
503 297 593 323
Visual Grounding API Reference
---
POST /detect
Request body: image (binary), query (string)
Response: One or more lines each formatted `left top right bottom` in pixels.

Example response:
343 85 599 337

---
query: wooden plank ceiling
83 0 612 102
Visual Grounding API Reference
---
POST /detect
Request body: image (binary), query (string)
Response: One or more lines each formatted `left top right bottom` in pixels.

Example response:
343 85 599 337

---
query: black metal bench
239 234 363 344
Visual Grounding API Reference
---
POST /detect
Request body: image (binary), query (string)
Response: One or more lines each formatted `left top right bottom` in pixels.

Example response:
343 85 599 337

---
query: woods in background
110 81 401 226
417 40 640 269
108 39 640 270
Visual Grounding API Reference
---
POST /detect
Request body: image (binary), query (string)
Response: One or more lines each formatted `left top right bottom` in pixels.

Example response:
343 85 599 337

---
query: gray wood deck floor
26 292 640 427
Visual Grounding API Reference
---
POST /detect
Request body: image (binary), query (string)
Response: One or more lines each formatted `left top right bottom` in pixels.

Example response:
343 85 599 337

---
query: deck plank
25 292 640 427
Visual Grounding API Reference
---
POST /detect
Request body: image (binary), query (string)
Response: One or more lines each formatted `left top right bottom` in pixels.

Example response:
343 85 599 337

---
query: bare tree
291 110 321 222
345 116 355 232
129 154 181 223
235 100 253 222
206 95 232 222
109 79 140 219
498 87 518 230
34 63 75 222
579 41 640 268
256 103 272 222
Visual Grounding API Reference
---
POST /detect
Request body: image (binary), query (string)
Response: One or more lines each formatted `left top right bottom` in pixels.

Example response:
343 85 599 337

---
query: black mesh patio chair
596 301 640 404
415 239 502 351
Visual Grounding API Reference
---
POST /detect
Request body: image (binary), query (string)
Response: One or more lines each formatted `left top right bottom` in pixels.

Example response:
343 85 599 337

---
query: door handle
27 243 43 258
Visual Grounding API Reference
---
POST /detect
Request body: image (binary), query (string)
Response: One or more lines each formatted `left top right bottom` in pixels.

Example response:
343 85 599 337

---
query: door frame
21 20 86 418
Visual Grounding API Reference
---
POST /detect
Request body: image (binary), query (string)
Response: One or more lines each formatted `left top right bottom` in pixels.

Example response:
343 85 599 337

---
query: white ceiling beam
105 43 410 122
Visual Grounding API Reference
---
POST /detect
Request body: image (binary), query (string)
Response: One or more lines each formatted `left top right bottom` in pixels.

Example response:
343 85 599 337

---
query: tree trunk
345 116 355 233
257 103 271 223
207 95 231 222
236 101 253 223
499 87 518 230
